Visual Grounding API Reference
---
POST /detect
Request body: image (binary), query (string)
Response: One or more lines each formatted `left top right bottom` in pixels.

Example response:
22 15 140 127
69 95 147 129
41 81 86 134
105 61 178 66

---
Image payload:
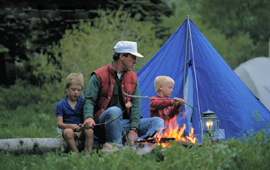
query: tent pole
183 15 189 96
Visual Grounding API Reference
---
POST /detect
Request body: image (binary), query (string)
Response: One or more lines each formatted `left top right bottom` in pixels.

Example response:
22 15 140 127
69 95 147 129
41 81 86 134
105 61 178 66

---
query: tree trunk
0 138 101 155
0 53 8 87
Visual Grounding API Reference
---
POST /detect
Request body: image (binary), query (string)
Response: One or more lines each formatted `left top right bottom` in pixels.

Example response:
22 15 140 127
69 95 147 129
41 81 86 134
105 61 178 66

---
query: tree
160 0 259 69
0 0 173 86
30 9 162 90
195 0 270 57
0 46 9 86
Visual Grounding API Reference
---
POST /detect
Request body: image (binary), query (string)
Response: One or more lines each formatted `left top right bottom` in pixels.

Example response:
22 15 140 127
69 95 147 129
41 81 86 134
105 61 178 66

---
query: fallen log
0 138 102 155
0 138 201 155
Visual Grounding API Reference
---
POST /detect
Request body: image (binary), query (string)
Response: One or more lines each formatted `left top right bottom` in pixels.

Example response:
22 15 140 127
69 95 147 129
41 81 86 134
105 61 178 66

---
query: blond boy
56 73 93 155
150 76 185 122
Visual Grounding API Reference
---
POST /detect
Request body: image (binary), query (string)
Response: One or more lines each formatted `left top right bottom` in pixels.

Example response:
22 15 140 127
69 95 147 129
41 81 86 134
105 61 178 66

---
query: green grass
0 105 58 139
1 83 270 169
1 135 270 170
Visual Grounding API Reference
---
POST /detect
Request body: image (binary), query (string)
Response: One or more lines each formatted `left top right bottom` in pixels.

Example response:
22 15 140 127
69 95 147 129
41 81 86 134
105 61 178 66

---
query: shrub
30 7 162 89
0 79 42 110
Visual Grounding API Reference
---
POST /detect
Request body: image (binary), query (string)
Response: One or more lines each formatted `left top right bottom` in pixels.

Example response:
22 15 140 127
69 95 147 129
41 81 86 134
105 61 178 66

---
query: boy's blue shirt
55 94 84 125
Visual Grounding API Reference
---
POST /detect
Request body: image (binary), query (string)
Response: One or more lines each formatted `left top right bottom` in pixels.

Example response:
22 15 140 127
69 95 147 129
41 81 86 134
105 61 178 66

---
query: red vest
92 63 137 122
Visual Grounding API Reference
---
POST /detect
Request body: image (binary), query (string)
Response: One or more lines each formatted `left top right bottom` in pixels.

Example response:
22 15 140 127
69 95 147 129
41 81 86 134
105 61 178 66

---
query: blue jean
96 106 164 145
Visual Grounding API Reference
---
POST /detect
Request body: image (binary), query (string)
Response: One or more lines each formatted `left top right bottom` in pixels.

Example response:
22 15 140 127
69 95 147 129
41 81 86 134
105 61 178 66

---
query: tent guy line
122 91 202 114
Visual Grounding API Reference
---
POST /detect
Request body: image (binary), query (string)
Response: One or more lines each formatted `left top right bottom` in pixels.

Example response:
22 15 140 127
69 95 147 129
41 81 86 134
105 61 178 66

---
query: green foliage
0 152 47 170
1 0 173 86
0 104 58 139
0 79 64 111
195 0 270 58
0 79 41 110
30 8 162 88
161 0 258 69
0 80 59 139
201 27 257 69
0 45 9 53
107 0 173 23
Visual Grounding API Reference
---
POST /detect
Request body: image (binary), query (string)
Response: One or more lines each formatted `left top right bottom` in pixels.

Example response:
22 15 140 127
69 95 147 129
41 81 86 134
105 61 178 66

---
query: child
150 76 188 136
55 73 94 155
150 76 185 120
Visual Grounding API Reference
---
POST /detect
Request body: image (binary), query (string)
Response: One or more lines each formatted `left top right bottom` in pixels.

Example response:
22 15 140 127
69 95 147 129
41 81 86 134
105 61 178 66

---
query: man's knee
107 106 122 119
151 117 165 128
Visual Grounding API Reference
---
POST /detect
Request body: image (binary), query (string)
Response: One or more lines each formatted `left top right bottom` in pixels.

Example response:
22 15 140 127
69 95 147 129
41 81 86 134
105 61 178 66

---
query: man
83 41 164 146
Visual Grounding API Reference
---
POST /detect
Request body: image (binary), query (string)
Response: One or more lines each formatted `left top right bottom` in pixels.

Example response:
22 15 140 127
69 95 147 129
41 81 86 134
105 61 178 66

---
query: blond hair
65 73 84 88
154 76 175 93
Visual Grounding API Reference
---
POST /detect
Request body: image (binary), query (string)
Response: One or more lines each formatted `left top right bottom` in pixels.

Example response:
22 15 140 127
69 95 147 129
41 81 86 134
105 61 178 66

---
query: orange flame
156 115 197 147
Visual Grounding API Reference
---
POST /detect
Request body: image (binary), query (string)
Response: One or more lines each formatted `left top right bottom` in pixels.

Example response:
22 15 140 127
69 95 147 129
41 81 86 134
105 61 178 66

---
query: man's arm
129 81 141 129
83 74 100 120
83 74 100 129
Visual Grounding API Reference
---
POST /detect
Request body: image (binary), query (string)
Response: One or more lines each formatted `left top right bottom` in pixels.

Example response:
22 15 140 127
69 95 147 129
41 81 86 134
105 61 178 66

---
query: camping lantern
201 110 219 142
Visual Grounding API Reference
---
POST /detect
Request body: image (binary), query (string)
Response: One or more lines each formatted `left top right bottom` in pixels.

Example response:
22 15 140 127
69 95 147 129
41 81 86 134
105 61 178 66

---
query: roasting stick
122 91 202 114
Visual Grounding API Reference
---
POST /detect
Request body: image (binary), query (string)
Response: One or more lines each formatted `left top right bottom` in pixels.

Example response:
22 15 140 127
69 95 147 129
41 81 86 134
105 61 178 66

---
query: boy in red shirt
150 75 186 121
150 75 190 136
56 73 94 155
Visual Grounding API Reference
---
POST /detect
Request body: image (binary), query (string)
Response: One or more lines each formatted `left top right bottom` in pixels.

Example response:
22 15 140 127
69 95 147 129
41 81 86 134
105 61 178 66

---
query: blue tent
137 17 270 142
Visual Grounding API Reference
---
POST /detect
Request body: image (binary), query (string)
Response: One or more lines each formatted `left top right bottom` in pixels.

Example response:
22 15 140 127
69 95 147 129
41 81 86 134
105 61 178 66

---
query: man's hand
128 130 138 145
83 117 95 129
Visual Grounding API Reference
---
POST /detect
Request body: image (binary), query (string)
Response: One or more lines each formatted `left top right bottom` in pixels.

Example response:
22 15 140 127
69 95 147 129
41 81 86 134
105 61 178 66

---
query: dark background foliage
0 0 173 86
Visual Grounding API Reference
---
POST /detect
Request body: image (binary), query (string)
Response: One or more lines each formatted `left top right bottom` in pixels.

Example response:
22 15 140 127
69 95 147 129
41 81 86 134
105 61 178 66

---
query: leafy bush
0 79 42 110
161 0 258 70
30 7 162 89
0 79 64 111
0 80 60 139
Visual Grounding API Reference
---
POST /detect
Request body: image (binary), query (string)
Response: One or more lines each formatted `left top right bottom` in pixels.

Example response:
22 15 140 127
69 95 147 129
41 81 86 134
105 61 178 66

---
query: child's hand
172 97 185 107
179 98 186 105
70 124 81 132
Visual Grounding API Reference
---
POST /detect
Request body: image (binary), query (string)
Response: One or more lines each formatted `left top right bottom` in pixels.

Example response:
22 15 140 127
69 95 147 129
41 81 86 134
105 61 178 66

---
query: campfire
135 115 198 148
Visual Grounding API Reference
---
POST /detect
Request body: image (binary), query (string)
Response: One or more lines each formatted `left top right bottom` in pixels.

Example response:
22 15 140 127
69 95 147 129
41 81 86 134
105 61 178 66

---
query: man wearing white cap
83 41 164 146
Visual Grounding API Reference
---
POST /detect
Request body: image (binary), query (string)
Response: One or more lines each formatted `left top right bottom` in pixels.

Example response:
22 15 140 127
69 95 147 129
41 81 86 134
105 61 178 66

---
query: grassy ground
1 84 270 169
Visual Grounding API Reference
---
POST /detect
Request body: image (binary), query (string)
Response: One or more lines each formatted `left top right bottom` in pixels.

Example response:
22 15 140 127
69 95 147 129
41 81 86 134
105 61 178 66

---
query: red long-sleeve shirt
149 95 181 121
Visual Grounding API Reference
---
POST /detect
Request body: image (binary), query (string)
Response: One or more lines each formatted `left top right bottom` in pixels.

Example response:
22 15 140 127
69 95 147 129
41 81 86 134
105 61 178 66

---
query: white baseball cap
113 41 144 58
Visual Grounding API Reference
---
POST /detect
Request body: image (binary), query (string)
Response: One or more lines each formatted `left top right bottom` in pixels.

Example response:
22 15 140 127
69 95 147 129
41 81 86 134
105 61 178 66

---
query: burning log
134 124 200 149
135 137 200 148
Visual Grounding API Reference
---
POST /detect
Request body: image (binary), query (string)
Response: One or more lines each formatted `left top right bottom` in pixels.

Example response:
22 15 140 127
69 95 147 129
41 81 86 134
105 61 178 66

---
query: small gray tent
234 57 270 111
